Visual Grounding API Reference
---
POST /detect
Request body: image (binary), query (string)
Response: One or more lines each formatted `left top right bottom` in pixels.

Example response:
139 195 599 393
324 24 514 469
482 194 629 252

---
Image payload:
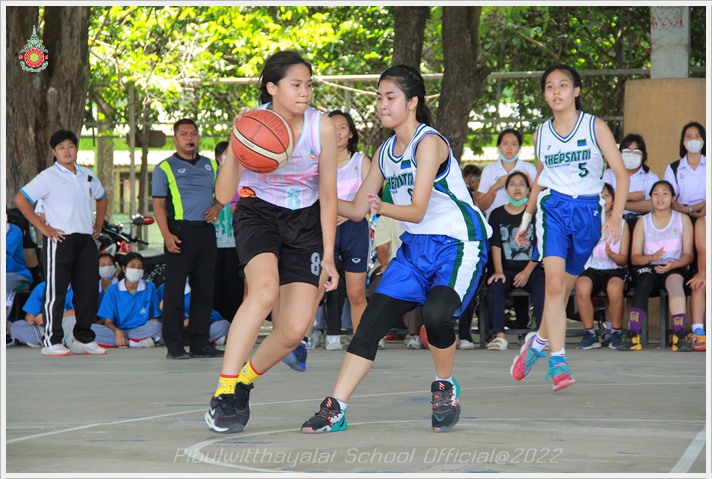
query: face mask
124 268 144 284
499 152 519 164
621 152 642 170
509 197 528 207
99 265 116 280
685 139 704 154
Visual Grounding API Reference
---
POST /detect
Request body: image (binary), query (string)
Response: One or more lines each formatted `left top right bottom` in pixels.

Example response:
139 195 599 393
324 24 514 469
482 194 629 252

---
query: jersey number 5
578 162 589 178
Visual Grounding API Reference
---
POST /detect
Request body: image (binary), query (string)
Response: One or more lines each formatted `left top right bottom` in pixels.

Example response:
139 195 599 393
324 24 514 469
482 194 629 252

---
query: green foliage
88 6 393 138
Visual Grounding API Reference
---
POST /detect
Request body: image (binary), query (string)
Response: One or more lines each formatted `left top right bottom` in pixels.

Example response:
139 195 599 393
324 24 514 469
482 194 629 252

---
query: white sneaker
378 338 386 350
69 340 108 355
307 330 323 350
214 336 226 346
458 339 475 350
41 343 72 356
325 335 343 351
130 338 156 348
404 334 423 349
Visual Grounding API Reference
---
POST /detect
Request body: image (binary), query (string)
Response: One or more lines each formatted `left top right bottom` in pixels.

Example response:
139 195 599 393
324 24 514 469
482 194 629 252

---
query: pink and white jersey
239 104 322 210
584 218 626 270
337 152 365 201
642 211 683 265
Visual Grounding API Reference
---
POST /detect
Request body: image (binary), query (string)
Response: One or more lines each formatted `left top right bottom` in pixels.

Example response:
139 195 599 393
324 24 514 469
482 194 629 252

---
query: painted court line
7 380 705 444
670 425 707 474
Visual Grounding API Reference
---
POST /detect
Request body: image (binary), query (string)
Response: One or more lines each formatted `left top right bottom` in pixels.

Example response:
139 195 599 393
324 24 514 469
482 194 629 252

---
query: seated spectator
484 171 544 350
462 164 482 203
686 216 706 351
603 133 659 229
665 121 706 222
98 252 118 306
621 180 694 351
575 183 630 350
158 278 229 346
92 253 162 348
476 129 537 218
5 215 33 328
9 282 75 348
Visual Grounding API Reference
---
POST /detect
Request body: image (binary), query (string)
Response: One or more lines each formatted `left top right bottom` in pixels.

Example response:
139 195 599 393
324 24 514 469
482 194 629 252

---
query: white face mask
684 139 704 154
99 265 116 280
124 268 144 284
621 152 642 170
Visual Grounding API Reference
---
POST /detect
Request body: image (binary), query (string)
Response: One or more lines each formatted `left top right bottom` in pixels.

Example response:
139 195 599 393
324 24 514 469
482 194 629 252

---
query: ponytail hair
541 64 583 111
258 51 312 105
378 65 433 126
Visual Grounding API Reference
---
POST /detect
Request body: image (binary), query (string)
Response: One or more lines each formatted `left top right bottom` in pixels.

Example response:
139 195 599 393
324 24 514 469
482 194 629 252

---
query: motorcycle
96 214 167 286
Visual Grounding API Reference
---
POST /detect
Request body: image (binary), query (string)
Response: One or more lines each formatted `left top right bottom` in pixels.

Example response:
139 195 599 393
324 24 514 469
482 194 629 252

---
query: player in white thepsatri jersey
302 65 491 435
511 64 629 392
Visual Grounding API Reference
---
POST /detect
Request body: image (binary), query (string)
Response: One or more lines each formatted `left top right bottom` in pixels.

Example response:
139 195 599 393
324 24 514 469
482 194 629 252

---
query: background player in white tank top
511 64 629 392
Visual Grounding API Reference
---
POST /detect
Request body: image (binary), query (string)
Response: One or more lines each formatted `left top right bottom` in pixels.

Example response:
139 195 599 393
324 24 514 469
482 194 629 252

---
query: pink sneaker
545 357 576 391
510 336 545 381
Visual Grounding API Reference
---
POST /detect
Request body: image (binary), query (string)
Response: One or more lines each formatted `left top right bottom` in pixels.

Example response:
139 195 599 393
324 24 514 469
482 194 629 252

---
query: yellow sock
237 359 263 385
214 374 238 397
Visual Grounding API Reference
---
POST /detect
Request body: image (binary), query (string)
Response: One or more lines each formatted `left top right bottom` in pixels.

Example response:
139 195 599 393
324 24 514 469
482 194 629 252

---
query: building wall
623 78 706 178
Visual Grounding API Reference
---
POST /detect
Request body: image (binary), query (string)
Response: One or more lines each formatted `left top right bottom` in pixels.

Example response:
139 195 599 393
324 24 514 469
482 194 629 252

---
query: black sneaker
672 330 694 352
205 382 253 434
166 346 190 359
301 397 348 433
190 343 225 358
616 331 643 351
431 379 461 432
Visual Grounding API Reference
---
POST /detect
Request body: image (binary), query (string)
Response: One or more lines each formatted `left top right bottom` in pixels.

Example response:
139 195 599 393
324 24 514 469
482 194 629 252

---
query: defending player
300 65 491 434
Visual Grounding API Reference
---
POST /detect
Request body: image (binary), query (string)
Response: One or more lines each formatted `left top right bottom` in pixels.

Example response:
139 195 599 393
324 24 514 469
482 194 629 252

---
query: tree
6 6 91 205
437 6 490 161
392 7 429 68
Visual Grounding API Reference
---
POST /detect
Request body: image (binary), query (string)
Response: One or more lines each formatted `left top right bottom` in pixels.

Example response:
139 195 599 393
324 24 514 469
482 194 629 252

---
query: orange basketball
231 109 294 173
419 325 430 350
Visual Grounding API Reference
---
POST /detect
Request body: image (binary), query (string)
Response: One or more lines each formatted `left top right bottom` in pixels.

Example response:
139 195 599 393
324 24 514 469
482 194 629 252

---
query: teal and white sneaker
301 397 348 433
431 378 461 432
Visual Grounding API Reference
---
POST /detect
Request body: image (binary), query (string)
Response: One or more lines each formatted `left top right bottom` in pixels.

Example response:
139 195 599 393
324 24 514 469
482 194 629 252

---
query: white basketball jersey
377 124 491 242
535 111 605 197
239 104 321 210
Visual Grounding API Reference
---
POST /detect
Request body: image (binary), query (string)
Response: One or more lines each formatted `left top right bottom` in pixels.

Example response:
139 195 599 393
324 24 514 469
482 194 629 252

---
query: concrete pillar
650 6 690 79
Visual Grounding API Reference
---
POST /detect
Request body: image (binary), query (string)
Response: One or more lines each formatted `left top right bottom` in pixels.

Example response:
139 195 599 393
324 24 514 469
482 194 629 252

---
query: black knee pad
422 286 461 349
346 294 414 361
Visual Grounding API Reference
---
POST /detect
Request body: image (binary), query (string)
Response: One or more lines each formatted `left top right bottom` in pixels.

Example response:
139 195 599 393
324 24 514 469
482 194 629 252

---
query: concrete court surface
2 336 709 477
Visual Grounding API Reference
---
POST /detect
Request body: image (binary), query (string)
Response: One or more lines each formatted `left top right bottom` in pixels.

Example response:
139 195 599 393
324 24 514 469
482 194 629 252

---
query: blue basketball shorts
335 218 370 273
534 189 605 276
374 232 487 319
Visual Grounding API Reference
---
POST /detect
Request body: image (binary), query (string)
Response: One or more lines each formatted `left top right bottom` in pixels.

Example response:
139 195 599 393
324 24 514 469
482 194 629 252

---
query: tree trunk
392 6 429 68
438 6 490 161
6 6 91 207
96 123 114 222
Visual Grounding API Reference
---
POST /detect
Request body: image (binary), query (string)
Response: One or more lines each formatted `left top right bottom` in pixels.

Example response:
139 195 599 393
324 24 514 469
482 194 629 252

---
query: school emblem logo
18 25 49 73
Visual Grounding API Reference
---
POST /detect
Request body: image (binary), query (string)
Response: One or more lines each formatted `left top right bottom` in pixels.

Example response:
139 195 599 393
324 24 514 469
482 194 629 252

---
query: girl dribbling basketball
205 50 339 434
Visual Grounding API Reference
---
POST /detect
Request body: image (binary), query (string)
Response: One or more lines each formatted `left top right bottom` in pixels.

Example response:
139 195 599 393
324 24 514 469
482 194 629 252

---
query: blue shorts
534 189 605 276
335 218 370 273
374 232 487 319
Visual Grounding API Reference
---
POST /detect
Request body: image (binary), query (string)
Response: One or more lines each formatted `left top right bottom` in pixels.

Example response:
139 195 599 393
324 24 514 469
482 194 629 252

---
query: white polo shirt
663 155 707 206
603 166 659 214
476 159 537 218
20 163 105 235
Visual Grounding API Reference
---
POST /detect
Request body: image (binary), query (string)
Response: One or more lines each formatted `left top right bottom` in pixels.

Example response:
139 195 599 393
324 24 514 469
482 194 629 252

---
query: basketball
231 109 294 173
419 325 429 350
